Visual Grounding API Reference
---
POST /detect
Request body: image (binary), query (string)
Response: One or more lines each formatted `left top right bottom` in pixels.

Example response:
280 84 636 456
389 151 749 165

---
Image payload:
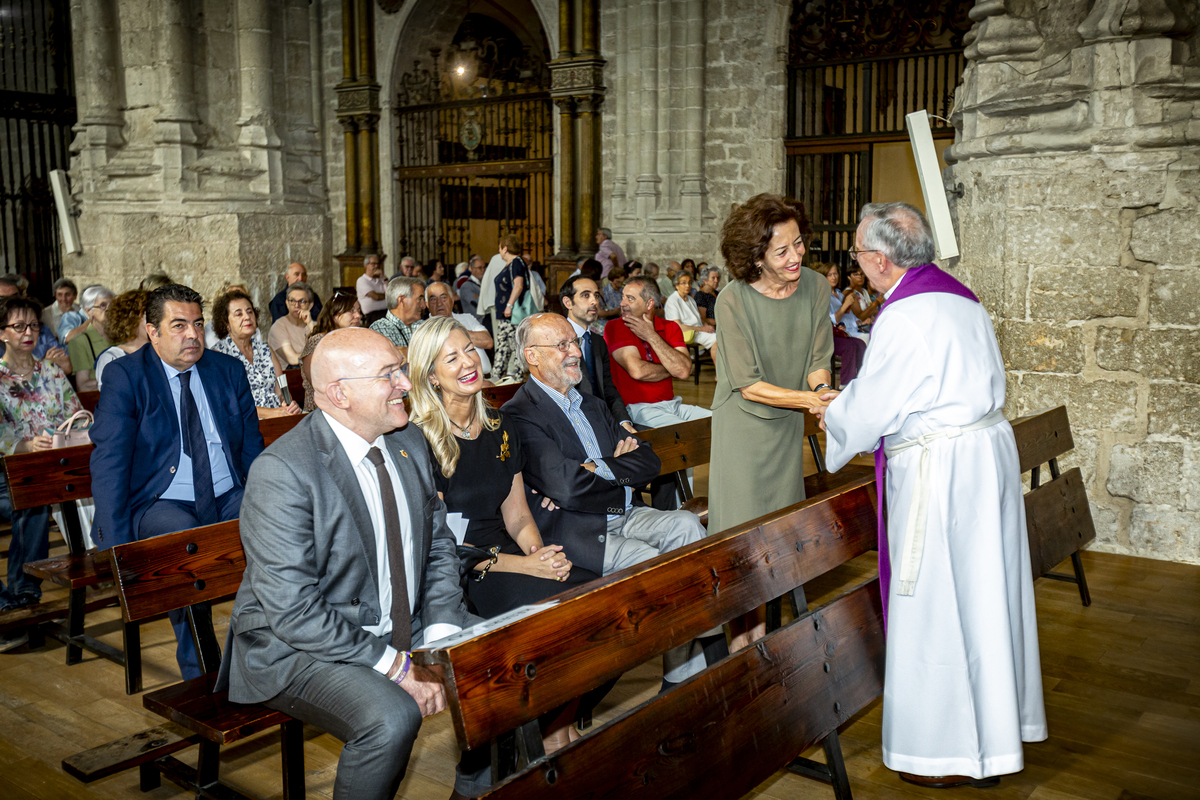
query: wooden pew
63 521 305 799
5 412 309 693
1011 406 1095 605
483 380 523 407
77 389 100 413
415 472 883 799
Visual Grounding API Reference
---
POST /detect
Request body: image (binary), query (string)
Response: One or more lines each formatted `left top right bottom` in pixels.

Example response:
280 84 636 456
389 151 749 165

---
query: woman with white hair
65 284 114 391
664 272 717 355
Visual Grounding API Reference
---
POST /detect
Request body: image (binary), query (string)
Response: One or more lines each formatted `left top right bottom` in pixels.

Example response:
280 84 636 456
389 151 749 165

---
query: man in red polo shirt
604 277 712 428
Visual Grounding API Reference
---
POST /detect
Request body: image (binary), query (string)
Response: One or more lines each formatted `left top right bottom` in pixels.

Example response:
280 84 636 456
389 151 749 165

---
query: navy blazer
90 343 265 548
503 381 660 575
577 330 631 425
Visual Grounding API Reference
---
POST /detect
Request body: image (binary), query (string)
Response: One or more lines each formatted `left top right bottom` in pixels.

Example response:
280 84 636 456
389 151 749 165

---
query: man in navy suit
91 283 264 678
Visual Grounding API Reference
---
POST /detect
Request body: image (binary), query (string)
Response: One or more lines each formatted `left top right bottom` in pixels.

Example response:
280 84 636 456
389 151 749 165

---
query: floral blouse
211 337 281 408
0 359 84 456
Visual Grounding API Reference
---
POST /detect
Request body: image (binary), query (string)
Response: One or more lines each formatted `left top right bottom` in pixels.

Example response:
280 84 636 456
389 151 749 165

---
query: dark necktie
365 447 412 651
178 371 218 526
580 331 596 390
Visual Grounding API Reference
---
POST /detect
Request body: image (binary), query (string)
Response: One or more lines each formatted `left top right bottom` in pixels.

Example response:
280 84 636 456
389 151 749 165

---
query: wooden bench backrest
417 471 878 750
2 414 307 511
1011 406 1074 473
635 417 711 475
108 521 245 623
486 580 885 800
483 382 522 408
284 369 305 408
77 390 100 413
1025 468 1095 579
2 444 94 510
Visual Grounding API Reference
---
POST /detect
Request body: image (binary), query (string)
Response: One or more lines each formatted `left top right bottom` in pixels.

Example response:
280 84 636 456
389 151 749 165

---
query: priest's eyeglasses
528 336 583 353
848 247 881 262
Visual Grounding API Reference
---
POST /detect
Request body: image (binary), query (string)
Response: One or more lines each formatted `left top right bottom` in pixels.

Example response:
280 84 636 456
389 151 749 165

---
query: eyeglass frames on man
848 247 881 262
336 368 408 388
527 336 583 353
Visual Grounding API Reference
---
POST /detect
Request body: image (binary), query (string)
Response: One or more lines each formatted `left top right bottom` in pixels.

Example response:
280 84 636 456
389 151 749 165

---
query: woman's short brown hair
104 290 148 345
211 289 257 340
499 234 522 254
720 193 811 283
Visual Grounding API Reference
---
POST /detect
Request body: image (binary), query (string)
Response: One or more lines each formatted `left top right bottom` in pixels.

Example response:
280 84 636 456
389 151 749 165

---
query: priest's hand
396 661 447 718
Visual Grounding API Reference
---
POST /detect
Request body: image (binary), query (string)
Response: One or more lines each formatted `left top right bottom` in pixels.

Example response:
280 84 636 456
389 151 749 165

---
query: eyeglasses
848 247 880 262
337 368 408 388
286 298 313 307
528 336 583 353
2 322 40 334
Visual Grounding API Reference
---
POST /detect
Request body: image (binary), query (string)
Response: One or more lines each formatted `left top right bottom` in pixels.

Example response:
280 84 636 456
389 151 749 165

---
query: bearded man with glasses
502 313 726 694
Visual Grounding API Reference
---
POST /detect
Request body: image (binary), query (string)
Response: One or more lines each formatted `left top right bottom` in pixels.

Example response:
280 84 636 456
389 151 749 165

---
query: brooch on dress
498 430 510 462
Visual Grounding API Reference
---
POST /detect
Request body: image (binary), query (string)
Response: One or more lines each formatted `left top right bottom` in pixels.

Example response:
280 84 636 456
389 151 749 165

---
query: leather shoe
899 773 1001 789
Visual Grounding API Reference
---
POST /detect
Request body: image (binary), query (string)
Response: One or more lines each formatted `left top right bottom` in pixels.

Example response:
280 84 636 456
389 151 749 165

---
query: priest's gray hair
858 202 935 269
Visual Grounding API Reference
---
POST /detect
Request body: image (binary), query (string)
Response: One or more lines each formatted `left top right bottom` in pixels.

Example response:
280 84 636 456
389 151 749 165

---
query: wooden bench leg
65 587 86 665
138 761 160 792
280 719 306 800
515 719 544 769
194 740 222 793
124 621 142 695
1070 551 1092 607
788 729 855 800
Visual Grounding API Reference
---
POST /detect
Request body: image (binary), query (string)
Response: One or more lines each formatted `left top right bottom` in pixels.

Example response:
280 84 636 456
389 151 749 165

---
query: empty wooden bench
8 411 309 693
1011 405 1096 605
416 470 884 799
63 520 305 799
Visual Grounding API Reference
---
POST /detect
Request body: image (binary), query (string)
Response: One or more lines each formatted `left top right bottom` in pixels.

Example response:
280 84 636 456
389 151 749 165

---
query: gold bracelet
474 546 501 582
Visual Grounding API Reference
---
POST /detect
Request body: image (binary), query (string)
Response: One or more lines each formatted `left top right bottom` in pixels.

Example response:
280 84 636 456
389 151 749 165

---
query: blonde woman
408 316 591 756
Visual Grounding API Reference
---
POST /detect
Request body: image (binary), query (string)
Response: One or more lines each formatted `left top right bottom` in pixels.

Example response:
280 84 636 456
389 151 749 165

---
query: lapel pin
400 450 408 458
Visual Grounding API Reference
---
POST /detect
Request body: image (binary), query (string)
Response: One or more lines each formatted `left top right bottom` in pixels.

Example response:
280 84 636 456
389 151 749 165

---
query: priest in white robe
817 202 1046 789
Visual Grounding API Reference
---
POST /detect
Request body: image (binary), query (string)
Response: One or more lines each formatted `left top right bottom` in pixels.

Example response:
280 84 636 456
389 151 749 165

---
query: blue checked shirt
530 376 632 520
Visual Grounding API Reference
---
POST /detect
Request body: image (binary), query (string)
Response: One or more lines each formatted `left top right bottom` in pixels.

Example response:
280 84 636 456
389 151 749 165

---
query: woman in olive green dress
710 193 835 648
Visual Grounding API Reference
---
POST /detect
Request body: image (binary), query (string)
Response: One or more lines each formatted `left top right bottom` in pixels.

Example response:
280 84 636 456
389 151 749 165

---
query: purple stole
871 265 979 630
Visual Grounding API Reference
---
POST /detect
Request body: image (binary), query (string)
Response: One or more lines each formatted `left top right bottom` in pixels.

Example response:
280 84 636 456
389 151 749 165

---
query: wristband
474 545 501 582
813 383 832 393
391 650 412 685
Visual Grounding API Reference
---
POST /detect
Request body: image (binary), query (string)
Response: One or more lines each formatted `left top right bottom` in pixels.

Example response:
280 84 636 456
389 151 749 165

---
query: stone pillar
334 0 383 284
554 97 577 257
946 0 1200 565
609 0 629 220
153 0 200 191
634 0 660 218
73 0 124 176
679 0 708 225
578 94 601 249
236 0 282 194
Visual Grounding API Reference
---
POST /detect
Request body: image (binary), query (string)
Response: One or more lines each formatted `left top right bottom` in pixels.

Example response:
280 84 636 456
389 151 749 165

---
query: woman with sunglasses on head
0 296 84 647
300 290 363 412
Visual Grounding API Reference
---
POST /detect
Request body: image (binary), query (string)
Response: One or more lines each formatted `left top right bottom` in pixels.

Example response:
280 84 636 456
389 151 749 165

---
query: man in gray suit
219 327 472 800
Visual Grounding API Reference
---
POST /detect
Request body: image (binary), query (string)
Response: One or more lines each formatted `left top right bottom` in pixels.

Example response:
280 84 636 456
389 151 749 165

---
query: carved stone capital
576 94 605 115
964 0 1044 62
336 82 381 119
553 96 577 116
549 56 607 98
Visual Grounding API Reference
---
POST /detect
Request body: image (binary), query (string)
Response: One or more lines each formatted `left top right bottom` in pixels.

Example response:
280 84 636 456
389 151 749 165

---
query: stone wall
67 0 332 314
598 0 790 268
948 0 1200 564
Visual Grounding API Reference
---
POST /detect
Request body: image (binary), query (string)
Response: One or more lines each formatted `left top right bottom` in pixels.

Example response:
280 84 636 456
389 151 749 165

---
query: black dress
434 411 599 617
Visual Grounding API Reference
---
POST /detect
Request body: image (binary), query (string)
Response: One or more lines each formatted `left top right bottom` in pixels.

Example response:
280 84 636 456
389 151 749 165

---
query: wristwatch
813 383 832 392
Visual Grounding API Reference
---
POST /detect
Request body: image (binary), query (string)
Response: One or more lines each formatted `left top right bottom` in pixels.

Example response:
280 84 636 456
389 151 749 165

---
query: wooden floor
2 375 1198 800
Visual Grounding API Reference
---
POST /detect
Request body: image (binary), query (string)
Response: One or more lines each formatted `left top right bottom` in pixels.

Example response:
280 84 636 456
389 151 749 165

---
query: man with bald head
269 261 323 322
503 313 721 691
219 327 472 800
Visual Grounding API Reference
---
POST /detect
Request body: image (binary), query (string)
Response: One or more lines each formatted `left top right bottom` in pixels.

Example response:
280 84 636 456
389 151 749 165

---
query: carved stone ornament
377 0 405 14
788 0 975 63
1077 0 1195 43
964 0 1044 62
336 83 382 118
548 59 606 97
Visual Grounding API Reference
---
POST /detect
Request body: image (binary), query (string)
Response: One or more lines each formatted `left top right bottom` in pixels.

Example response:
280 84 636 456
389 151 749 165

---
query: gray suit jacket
218 411 470 704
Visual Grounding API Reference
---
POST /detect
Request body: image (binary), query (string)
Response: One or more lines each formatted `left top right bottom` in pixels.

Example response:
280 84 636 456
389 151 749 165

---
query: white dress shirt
321 411 460 673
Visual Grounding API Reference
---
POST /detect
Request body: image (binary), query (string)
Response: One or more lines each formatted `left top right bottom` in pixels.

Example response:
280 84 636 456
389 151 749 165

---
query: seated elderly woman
300 290 363 412
664 271 717 355
0 296 84 648
268 280 315 368
204 281 253 347
408 316 593 753
94 290 149 389
211 290 301 418
64 284 114 391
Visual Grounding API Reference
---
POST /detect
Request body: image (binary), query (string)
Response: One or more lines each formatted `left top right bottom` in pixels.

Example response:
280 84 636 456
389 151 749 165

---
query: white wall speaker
49 169 82 255
904 110 959 260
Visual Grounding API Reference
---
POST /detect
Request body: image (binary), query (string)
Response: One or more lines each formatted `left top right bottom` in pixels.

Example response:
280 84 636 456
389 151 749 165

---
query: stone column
335 0 383 283
236 0 283 194
153 0 200 191
634 0 660 218
578 94 602 250
610 0 628 220
73 0 123 174
680 0 708 224
554 97 577 257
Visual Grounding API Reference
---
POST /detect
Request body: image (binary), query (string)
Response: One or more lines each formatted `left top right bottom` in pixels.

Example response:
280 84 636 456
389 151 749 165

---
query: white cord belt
882 409 1008 596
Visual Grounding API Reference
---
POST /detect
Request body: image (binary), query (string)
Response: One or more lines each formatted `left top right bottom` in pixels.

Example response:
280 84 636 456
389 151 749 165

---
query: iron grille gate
785 50 963 268
0 0 75 300
394 92 553 267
